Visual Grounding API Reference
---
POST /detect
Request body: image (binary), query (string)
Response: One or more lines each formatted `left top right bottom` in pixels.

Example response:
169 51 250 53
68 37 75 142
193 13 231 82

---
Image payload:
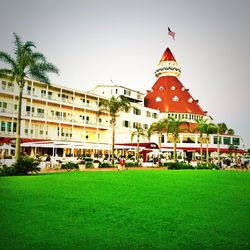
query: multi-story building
0 47 246 160
0 78 159 157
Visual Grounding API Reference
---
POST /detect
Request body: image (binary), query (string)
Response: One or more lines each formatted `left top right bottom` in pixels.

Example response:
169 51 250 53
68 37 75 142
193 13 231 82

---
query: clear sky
0 0 249 148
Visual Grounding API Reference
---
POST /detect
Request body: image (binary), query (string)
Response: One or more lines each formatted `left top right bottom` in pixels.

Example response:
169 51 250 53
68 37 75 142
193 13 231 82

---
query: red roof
144 76 206 115
159 48 176 62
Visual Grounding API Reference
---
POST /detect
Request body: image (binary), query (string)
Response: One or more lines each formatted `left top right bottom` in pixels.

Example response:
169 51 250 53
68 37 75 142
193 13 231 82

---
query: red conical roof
159 47 176 62
145 47 206 115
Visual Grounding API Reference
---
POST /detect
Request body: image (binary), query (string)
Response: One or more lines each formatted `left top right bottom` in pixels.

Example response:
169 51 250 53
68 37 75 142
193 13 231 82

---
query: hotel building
0 47 246 160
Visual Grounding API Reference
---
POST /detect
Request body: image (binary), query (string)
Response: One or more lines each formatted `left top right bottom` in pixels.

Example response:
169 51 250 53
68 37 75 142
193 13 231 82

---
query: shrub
85 162 94 168
197 163 219 170
85 158 93 162
165 162 193 170
99 162 112 168
61 162 79 171
125 162 141 168
0 165 17 176
0 156 40 176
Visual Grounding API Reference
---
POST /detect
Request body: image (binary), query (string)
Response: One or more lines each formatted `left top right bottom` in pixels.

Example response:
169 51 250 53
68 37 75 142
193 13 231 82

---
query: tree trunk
200 134 203 163
136 135 139 162
111 118 115 167
217 134 221 163
206 138 209 164
158 132 162 153
173 138 177 163
15 83 24 161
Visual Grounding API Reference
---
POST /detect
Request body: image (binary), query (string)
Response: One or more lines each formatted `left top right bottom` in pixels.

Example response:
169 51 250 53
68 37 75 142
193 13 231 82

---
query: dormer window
181 87 185 91
171 86 175 90
155 96 162 102
172 96 179 102
159 86 164 91
188 97 193 103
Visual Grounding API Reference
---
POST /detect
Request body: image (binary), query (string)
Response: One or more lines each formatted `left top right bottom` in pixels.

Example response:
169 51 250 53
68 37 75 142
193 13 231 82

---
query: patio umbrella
0 144 15 150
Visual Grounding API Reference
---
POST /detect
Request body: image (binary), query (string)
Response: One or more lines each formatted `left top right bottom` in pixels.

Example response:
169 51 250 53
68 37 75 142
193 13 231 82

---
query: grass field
0 170 250 250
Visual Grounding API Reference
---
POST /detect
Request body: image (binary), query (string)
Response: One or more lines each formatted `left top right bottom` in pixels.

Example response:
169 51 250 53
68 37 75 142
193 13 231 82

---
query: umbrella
0 144 15 150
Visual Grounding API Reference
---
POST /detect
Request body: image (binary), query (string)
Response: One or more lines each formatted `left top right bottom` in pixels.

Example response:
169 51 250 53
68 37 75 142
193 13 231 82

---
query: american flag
168 27 176 40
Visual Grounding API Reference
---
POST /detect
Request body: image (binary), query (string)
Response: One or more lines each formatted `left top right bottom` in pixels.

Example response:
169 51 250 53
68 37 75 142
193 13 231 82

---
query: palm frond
32 52 46 62
38 62 59 74
13 33 23 56
0 68 14 79
0 51 15 67
29 69 50 83
23 40 36 51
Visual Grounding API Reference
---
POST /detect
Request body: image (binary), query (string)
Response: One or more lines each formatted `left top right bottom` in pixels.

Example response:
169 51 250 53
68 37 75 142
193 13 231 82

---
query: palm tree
149 118 168 152
168 117 189 163
99 95 130 166
228 143 238 165
146 126 154 142
216 122 228 163
0 33 59 161
227 128 235 135
195 117 209 163
203 122 217 164
131 124 146 162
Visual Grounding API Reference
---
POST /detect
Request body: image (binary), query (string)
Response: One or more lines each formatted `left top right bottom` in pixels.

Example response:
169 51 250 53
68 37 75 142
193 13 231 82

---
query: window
115 89 118 94
123 120 130 128
161 135 165 143
133 107 141 115
13 122 17 132
7 82 14 90
143 124 148 129
214 136 218 144
133 122 140 128
152 113 158 119
7 122 11 132
2 81 6 89
223 137 231 145
188 98 193 103
27 86 34 95
37 108 44 114
125 106 130 113
41 90 46 97
0 102 7 110
1 121 5 131
146 111 151 118
124 89 131 96
172 96 179 102
171 86 176 90
155 96 162 102
159 86 164 91
232 137 240 146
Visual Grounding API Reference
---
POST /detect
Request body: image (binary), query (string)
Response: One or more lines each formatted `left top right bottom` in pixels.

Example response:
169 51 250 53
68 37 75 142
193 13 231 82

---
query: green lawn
0 170 250 250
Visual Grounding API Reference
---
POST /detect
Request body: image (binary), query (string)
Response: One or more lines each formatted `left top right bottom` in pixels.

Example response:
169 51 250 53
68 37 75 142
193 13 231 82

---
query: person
119 157 125 170
218 160 222 170
35 154 41 163
46 154 51 161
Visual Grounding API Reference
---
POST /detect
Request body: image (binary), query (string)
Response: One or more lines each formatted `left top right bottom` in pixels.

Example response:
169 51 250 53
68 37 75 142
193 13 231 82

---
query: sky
0 0 249 148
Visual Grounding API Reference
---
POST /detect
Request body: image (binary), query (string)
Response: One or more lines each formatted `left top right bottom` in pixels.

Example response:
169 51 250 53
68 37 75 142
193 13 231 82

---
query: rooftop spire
155 47 181 78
